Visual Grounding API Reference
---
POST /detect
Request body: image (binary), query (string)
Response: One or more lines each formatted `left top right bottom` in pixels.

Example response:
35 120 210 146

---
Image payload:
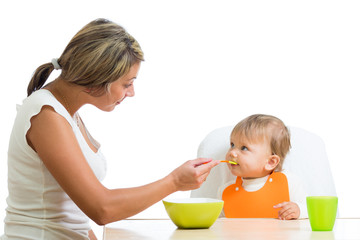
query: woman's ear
83 88 91 93
265 154 280 171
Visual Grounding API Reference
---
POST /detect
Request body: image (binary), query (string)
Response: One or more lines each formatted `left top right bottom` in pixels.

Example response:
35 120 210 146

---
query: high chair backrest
190 125 337 200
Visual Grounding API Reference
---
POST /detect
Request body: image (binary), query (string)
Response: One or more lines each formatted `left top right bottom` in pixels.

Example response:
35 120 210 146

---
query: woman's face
93 62 140 112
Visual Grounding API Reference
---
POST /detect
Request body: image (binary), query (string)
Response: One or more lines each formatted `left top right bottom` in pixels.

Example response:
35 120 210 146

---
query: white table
103 218 360 240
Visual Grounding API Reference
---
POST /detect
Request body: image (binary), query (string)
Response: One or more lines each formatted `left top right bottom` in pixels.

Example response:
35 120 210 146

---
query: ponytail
27 63 55 96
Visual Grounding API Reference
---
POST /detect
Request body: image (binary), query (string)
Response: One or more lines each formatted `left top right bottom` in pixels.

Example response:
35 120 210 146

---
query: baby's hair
231 114 291 171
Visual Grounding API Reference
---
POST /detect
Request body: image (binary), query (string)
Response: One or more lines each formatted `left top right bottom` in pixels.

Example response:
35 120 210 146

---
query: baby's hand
273 202 300 220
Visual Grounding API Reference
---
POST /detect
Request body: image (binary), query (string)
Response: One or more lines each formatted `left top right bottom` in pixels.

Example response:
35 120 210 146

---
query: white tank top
2 89 107 240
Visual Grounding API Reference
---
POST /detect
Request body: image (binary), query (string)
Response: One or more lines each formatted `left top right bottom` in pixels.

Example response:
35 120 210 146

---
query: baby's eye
241 146 249 151
230 142 235 148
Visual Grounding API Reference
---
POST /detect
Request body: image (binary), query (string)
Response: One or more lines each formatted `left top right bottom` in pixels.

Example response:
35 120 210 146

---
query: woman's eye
241 146 249 151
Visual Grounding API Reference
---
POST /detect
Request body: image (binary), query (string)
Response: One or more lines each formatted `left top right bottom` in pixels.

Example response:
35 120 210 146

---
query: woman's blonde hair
231 114 291 171
27 18 144 96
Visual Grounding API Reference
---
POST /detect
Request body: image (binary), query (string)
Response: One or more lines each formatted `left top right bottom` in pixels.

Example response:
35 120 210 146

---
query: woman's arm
26 106 219 225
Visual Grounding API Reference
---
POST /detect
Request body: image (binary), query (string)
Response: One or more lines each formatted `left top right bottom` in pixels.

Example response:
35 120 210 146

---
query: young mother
2 18 219 240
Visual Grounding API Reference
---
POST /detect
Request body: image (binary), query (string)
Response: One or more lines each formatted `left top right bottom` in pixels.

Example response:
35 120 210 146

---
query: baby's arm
273 202 300 220
273 170 308 220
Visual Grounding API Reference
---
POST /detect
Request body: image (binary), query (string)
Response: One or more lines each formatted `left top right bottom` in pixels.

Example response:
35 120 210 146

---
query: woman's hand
273 201 300 220
169 158 220 191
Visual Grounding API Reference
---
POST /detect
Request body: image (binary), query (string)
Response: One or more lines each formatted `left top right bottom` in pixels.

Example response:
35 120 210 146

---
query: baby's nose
230 151 238 158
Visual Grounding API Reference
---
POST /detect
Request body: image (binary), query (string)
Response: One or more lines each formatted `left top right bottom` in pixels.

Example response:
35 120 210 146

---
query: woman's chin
97 105 117 112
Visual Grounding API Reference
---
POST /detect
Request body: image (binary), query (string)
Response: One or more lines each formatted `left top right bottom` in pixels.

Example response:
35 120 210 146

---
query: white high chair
190 126 337 201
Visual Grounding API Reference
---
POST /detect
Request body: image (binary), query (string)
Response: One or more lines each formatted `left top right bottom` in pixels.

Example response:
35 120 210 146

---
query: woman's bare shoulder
26 105 72 152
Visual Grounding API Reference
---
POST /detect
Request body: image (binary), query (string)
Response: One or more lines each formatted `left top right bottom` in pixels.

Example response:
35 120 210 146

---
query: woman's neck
45 79 87 117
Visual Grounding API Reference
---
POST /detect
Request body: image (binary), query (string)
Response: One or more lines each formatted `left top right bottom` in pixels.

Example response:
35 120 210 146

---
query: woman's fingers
194 158 220 172
192 158 214 167
170 158 220 191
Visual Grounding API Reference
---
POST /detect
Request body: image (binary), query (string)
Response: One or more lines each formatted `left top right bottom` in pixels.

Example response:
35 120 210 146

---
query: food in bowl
162 198 224 229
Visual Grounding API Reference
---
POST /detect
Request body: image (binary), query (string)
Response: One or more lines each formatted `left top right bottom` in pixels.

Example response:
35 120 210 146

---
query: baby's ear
265 154 280 171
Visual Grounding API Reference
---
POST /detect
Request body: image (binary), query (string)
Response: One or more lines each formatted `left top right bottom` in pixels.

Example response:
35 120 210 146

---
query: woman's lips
115 96 126 105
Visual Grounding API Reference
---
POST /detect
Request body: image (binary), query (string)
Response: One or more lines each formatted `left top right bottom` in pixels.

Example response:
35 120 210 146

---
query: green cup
306 196 338 231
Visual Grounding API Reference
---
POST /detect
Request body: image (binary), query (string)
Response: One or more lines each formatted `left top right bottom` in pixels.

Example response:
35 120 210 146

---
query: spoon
220 160 238 165
201 160 238 165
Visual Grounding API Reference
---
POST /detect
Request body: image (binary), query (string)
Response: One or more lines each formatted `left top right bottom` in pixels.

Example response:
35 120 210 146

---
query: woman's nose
126 86 135 97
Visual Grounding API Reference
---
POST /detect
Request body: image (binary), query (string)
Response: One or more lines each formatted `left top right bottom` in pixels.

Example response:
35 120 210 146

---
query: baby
219 114 307 220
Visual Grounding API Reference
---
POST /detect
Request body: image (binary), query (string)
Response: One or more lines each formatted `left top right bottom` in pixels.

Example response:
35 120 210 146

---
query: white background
1 0 359 238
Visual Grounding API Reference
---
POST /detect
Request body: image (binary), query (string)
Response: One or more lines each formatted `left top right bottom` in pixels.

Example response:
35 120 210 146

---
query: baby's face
225 134 273 179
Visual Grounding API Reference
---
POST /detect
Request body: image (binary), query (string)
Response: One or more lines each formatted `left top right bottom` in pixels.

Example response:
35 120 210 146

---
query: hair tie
51 58 61 70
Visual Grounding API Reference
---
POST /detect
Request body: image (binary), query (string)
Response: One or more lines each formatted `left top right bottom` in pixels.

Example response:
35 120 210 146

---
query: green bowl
162 198 224 229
